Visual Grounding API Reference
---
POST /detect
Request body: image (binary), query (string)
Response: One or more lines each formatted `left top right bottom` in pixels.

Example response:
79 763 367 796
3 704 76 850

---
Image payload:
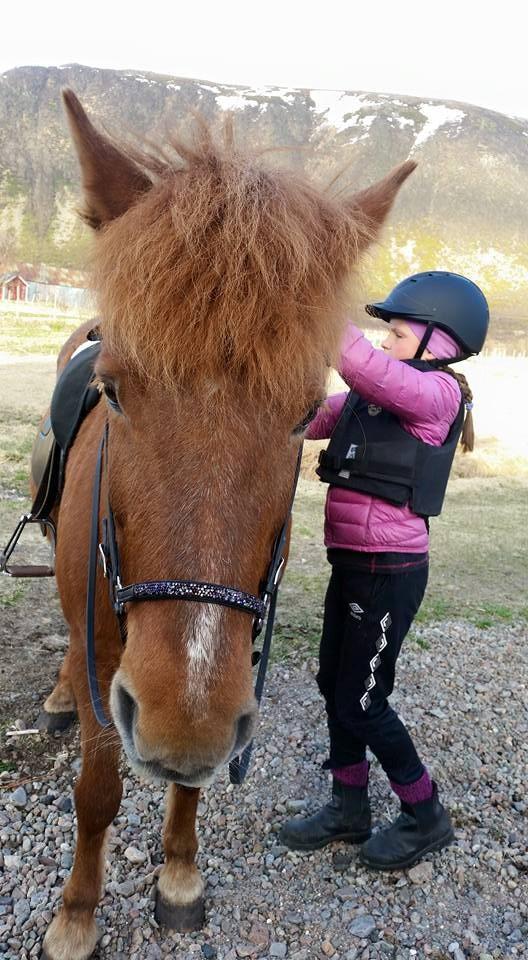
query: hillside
0 64 527 311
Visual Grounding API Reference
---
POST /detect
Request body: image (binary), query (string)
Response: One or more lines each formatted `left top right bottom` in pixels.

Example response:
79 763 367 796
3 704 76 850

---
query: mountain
0 63 527 311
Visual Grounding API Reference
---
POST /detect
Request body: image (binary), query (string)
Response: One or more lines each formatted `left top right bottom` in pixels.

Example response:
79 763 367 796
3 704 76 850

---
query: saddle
32 340 102 509
1 336 102 576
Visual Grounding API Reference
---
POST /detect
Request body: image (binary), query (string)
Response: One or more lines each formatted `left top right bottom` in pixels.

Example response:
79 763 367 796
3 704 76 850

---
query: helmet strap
414 322 434 359
426 356 468 368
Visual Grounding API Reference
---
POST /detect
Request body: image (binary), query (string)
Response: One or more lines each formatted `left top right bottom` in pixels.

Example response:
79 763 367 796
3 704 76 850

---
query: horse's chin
131 755 217 789
116 731 218 788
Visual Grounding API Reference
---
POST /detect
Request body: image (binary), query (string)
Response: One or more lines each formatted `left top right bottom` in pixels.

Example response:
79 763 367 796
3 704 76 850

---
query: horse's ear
62 88 152 229
346 159 417 244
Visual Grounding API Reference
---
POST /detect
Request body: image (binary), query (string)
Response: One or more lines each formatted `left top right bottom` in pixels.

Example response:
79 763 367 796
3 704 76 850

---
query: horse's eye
102 381 122 413
293 401 321 435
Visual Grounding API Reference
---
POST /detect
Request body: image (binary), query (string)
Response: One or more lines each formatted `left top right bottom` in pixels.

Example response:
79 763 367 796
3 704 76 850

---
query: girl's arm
338 323 461 425
304 392 348 440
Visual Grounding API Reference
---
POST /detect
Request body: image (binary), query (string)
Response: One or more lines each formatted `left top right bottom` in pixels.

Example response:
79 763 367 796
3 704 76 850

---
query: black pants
317 550 429 785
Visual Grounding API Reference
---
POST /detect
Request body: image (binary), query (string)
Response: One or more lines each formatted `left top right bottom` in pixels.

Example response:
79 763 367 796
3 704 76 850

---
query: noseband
87 422 302 783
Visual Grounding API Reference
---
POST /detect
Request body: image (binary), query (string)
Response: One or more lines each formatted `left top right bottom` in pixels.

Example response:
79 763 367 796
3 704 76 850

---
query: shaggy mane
93 121 370 406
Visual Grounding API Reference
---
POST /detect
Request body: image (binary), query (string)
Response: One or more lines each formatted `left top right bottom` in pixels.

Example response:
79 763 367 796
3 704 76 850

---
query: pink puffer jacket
306 324 462 553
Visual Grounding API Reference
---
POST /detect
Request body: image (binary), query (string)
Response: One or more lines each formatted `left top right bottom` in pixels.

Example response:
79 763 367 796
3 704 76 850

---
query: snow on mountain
411 104 466 148
195 83 471 154
0 64 526 307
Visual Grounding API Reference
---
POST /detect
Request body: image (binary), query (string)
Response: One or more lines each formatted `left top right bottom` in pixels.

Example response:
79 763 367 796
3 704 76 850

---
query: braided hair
438 366 474 453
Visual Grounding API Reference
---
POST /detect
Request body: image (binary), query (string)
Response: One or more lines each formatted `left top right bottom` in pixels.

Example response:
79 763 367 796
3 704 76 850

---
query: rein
87 421 302 784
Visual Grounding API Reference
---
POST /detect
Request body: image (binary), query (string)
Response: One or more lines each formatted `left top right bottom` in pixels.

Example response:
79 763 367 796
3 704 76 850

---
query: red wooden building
0 264 90 309
1 273 28 301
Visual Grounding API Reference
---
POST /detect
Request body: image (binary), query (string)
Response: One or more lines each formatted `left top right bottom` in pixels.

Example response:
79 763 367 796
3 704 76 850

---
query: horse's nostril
117 684 137 732
235 710 256 751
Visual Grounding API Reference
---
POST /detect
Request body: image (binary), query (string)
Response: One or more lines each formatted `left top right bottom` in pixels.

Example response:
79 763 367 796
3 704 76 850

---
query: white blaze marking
186 604 221 700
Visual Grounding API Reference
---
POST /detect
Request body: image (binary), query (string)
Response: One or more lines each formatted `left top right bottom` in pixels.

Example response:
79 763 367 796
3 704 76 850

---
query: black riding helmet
366 271 489 359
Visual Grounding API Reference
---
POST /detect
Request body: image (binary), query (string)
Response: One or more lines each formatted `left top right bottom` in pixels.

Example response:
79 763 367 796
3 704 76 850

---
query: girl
280 270 489 870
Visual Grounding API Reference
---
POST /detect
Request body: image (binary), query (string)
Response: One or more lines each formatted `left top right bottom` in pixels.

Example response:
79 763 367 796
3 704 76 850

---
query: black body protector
316 361 464 518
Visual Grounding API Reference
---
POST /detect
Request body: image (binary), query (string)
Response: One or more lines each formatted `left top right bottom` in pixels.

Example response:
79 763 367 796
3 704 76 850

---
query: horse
40 88 415 960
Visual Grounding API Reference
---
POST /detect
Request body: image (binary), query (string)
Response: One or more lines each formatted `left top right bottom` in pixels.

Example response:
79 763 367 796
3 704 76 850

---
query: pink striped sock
332 760 369 787
390 768 433 805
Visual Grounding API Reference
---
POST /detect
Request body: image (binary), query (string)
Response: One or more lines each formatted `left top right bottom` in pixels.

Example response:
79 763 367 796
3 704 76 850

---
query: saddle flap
50 341 102 452
31 414 55 493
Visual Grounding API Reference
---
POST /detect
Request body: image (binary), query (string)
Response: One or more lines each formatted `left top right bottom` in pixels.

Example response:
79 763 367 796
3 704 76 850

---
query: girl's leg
332 562 454 868
317 566 367 770
280 565 371 850
334 563 430 786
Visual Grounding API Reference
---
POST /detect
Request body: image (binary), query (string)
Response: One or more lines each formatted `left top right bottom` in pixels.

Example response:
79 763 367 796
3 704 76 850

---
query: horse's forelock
92 125 361 404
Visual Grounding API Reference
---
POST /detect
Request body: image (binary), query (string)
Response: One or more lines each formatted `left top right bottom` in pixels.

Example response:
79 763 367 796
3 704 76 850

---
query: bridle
87 421 303 784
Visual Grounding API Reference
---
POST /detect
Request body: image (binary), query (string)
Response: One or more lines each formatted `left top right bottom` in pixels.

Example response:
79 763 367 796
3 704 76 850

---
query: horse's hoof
36 709 77 733
154 890 205 931
42 913 100 960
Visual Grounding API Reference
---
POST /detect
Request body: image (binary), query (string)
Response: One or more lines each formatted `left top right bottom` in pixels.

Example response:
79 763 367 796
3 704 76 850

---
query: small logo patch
367 404 382 416
349 602 364 621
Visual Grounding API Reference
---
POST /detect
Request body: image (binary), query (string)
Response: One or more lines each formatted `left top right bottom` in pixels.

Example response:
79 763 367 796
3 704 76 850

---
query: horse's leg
42 704 122 960
155 784 205 931
31 497 76 732
37 646 77 732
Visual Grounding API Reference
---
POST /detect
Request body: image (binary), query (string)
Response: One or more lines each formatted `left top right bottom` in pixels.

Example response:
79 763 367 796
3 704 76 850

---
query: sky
0 0 525 120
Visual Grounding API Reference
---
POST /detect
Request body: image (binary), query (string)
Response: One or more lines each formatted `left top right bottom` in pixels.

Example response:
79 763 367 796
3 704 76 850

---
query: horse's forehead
95 348 224 401
93 345 124 378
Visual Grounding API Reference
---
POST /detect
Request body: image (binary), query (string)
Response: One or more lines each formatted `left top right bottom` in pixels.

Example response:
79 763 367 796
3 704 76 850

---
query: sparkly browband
115 579 266 618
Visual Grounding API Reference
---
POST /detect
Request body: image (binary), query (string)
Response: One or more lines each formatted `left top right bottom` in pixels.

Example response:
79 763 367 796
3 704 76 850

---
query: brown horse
40 89 415 960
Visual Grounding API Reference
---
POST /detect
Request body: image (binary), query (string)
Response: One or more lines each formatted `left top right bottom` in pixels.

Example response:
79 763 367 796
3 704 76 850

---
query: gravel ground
0 619 527 960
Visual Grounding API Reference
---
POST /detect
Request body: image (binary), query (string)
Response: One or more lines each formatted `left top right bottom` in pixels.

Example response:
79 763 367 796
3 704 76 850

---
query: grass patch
272 620 323 662
0 720 20 776
0 314 80 356
415 596 452 623
0 405 40 493
469 603 526 629
0 584 27 608
267 476 528 661
423 476 527 622
0 759 16 774
411 634 430 651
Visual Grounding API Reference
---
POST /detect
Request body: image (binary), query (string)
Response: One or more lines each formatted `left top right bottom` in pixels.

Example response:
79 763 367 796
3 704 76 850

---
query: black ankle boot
279 778 371 851
359 782 455 870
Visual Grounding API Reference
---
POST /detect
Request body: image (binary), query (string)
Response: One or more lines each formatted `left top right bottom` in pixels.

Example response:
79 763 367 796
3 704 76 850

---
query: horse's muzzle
110 676 257 787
